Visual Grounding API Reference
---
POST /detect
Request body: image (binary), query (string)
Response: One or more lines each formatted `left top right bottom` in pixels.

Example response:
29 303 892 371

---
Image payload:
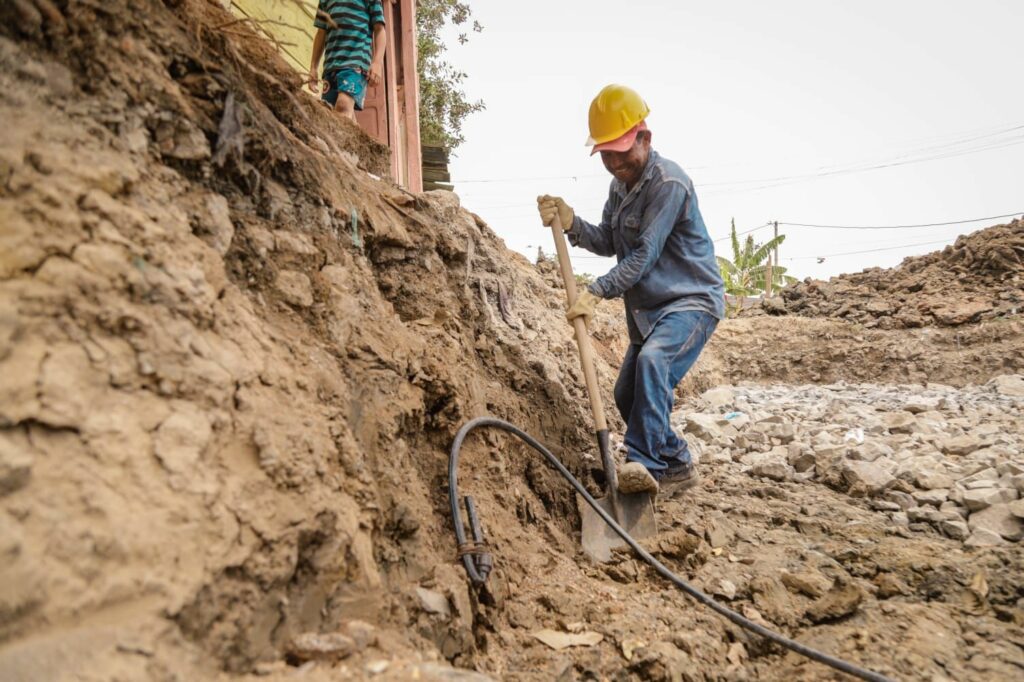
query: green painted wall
229 0 316 73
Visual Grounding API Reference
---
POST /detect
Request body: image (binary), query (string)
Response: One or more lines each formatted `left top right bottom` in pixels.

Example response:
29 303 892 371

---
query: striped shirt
314 0 385 74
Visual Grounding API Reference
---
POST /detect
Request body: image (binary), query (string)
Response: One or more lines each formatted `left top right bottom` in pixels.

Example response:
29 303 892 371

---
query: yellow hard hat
586 84 651 147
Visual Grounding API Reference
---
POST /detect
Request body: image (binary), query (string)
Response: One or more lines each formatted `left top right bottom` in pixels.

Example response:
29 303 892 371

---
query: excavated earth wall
0 1 616 678
1 2 1022 681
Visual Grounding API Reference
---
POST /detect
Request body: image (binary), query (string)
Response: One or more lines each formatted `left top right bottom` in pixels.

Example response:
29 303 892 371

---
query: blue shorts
321 68 367 111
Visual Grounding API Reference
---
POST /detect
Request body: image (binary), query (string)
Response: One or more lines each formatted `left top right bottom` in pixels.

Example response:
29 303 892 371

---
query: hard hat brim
588 121 647 156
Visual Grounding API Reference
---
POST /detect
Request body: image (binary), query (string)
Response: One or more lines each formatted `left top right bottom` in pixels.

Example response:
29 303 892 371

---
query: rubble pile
756 219 1024 328
678 376 1024 547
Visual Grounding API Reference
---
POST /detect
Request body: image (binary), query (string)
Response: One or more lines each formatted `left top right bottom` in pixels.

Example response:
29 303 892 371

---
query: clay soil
744 219 1024 329
1 2 1022 681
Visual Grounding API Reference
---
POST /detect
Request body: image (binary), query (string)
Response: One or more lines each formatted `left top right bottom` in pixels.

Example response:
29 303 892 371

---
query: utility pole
773 220 779 265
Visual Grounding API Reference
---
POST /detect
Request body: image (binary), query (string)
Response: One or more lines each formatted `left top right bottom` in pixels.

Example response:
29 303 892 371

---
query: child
308 1 386 120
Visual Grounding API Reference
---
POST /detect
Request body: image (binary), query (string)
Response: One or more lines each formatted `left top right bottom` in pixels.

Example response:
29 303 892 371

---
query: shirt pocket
620 209 643 248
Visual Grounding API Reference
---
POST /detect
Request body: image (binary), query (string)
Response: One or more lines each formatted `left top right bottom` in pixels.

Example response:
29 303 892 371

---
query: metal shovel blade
578 491 657 563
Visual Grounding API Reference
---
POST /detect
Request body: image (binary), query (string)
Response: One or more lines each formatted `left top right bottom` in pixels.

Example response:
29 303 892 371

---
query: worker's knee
634 348 667 375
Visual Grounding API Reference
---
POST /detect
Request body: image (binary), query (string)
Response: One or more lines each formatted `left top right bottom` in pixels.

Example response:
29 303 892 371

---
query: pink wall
355 0 422 192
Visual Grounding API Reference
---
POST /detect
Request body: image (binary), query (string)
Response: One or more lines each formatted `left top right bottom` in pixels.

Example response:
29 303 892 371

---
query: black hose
448 416 894 682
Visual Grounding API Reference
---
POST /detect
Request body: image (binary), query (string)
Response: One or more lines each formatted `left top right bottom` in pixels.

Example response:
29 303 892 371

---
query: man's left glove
566 289 601 324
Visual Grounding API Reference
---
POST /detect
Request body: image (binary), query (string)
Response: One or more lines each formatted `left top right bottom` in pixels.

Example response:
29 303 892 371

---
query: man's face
600 132 651 186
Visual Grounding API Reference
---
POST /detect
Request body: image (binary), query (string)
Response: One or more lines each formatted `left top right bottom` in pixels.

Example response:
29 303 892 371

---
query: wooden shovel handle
550 215 608 432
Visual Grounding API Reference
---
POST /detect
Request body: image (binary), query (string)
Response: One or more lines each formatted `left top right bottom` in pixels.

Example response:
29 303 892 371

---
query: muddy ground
1 2 1022 681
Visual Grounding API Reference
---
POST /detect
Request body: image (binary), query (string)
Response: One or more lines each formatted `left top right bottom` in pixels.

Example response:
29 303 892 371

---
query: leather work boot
617 462 659 495
657 460 700 497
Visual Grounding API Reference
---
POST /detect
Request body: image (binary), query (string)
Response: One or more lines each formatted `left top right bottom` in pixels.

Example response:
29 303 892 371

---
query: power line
783 238 960 261
713 222 772 243
560 209 1022 263
701 124 1024 189
456 121 1024 190
779 211 1023 230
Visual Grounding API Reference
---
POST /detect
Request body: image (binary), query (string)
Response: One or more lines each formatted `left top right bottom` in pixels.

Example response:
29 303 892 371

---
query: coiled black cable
448 416 894 682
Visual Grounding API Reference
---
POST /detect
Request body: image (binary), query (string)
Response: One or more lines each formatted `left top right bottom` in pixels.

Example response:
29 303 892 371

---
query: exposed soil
744 219 1024 329
1 2 1022 682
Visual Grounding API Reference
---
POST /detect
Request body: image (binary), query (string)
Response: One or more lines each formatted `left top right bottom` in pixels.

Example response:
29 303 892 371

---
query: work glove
537 195 574 231
566 289 601 324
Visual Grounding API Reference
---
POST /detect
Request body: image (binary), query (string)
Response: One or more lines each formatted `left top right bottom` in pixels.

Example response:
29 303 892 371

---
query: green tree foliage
417 0 484 150
717 219 796 314
574 272 595 287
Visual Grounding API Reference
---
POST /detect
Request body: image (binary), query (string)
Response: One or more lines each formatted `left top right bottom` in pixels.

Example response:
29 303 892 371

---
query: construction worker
537 84 725 497
308 1 387 121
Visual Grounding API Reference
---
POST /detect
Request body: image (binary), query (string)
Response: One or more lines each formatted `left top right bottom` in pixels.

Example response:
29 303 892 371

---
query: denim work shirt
567 150 726 343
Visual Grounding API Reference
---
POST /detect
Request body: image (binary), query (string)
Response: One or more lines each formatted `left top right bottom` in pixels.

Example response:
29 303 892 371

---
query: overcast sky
440 1 1023 281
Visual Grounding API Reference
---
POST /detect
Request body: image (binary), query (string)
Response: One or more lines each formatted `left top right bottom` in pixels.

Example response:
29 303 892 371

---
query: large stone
805 583 864 624
940 434 984 456
200 192 234 255
907 507 945 524
962 488 1017 512
685 413 724 442
765 422 797 444
842 460 896 496
0 431 33 496
416 587 452 618
904 398 940 414
915 470 954 490
701 386 735 410
968 504 1024 541
789 449 817 473
964 529 1006 549
780 571 830 598
711 578 737 600
155 115 211 160
932 300 991 325
989 374 1024 397
965 479 996 491
275 270 314 308
960 467 999 486
704 511 735 549
886 490 916 510
939 518 970 540
853 440 895 463
882 412 917 434
912 489 949 507
1009 499 1024 520
750 458 794 482
274 230 320 256
287 632 358 662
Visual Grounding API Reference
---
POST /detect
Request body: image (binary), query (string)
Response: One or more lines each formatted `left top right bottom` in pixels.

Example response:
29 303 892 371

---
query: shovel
548 215 657 562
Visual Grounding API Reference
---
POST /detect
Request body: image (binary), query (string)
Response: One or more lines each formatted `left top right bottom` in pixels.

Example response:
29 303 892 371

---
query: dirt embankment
746 219 1023 329
0 2 620 678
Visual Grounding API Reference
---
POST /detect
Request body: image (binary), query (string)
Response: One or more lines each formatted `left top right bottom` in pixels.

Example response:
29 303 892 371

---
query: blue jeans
614 310 718 474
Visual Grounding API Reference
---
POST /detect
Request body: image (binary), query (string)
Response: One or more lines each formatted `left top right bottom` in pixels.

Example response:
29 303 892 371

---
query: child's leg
333 91 357 120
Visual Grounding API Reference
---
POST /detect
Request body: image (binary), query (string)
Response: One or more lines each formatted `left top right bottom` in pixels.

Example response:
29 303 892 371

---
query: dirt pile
751 219 1024 328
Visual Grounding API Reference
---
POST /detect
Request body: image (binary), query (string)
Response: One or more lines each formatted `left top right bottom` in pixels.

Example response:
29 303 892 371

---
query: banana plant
717 219 796 314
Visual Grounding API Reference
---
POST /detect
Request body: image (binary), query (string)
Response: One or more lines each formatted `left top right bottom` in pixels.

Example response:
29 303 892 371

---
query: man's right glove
536 195 574 231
